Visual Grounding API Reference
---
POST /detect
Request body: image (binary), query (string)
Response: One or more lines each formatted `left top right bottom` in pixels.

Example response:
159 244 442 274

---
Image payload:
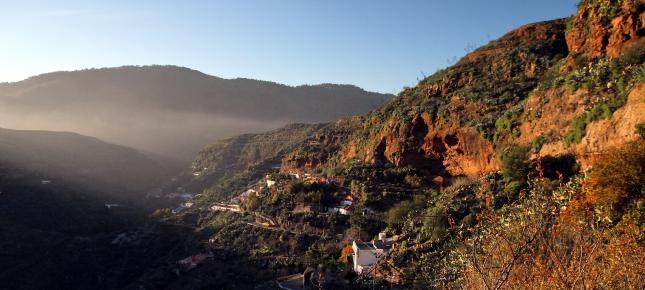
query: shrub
530 135 546 152
404 174 423 188
504 181 522 196
618 41 645 66
422 206 449 241
584 141 644 219
499 145 530 181
243 193 261 212
386 194 427 227
637 123 645 139
564 100 623 147
386 200 412 227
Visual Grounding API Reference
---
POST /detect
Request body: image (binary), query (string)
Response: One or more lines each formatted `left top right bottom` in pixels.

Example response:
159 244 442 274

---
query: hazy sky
1 0 578 93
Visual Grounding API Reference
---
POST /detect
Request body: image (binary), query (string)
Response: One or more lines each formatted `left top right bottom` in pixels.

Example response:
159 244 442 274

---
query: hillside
287 0 644 183
0 127 170 198
0 66 392 161
161 1 644 288
0 163 197 289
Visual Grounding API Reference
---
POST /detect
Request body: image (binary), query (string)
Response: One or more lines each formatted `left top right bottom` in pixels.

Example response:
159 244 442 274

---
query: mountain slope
170 2 644 288
0 66 392 161
284 1 644 184
0 127 169 198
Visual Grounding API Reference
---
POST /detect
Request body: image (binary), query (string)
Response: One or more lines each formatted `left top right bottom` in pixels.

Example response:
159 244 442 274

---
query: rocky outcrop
518 88 590 144
566 0 644 58
540 84 645 167
281 154 326 172
364 113 497 185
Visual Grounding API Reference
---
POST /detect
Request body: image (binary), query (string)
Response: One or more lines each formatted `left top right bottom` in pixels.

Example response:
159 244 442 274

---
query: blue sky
0 0 578 93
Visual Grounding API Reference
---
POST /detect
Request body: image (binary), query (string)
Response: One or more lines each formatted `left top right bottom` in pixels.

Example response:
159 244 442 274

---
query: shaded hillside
0 163 198 290
0 127 169 198
183 122 357 201
0 66 391 161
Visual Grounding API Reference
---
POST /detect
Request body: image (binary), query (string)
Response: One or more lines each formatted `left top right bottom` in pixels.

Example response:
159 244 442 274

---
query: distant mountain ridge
0 65 392 161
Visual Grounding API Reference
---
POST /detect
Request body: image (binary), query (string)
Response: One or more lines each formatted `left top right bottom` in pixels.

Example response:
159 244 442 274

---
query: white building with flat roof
352 233 393 273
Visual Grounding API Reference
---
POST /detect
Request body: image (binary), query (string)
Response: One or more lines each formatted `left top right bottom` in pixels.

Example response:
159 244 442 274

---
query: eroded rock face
518 88 590 144
370 113 497 184
540 84 645 168
281 154 325 172
566 0 644 58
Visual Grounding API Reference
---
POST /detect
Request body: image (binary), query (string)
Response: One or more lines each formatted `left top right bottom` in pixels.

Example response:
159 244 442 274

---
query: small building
178 252 213 271
338 204 355 215
105 203 120 209
329 195 355 215
352 233 394 273
41 180 52 185
210 203 241 212
267 180 276 188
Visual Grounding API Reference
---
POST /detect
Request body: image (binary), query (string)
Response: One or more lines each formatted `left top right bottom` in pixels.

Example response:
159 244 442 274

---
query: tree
499 145 530 181
244 193 261 212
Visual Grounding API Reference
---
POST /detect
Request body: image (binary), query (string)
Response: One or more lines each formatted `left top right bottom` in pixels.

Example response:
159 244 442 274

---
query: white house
352 233 394 273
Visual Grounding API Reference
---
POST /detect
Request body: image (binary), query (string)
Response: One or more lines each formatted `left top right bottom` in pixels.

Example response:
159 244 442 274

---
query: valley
1 0 643 289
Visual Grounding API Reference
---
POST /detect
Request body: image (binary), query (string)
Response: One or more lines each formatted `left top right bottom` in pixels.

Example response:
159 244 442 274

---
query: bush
564 100 623 147
637 123 645 139
584 141 644 219
499 145 530 181
422 206 449 241
386 195 427 227
618 41 645 66
243 194 261 212
386 200 412 227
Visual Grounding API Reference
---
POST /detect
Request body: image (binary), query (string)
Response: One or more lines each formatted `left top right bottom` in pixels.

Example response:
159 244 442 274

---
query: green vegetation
563 103 613 146
637 123 645 139
560 43 644 146
499 144 531 181
386 194 428 228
